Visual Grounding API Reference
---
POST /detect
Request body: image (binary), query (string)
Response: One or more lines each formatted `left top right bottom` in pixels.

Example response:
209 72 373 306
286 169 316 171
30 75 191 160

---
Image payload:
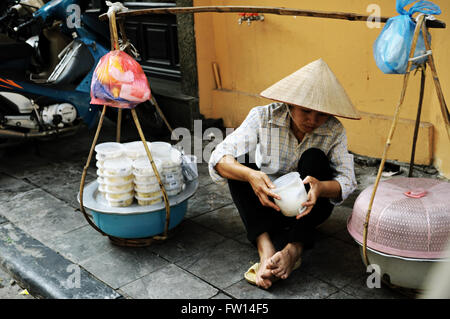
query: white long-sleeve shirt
208 102 357 205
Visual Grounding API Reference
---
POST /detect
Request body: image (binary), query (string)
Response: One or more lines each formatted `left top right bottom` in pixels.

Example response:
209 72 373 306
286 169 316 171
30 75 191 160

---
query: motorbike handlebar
13 18 35 32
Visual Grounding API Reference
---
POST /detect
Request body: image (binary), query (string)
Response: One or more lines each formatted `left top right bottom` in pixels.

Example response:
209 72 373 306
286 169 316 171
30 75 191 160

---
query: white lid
96 169 105 177
150 142 172 157
132 158 163 175
103 157 133 176
123 141 152 157
95 142 124 157
161 149 182 167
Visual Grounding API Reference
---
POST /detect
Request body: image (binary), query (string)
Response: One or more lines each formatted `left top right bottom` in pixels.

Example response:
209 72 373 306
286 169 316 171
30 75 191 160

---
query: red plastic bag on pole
90 50 151 108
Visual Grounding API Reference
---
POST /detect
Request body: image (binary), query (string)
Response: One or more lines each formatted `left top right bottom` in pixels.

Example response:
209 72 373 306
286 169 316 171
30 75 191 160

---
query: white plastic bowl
273 172 308 217
95 142 124 160
132 158 163 176
103 158 133 177
123 141 152 160
150 142 172 158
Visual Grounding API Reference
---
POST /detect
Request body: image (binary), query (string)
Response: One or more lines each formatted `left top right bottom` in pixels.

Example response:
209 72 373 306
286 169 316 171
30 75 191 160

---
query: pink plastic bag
90 50 151 108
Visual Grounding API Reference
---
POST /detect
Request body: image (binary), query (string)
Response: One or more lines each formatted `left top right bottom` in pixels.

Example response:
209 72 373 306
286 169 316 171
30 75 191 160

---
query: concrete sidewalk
0 119 442 299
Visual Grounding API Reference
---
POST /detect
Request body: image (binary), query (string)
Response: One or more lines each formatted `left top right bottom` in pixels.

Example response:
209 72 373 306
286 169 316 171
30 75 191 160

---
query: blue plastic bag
373 0 441 74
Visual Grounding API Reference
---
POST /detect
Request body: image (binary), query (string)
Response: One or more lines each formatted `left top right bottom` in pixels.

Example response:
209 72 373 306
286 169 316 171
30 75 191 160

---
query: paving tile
80 245 169 289
341 275 409 299
16 208 86 245
0 189 52 222
202 182 233 201
148 219 227 263
225 271 338 299
197 163 214 187
177 239 259 290
326 290 357 299
300 237 366 289
0 188 87 243
331 227 359 245
234 233 253 247
0 147 52 179
0 173 35 202
316 205 353 236
191 204 246 238
48 225 115 264
22 160 96 209
23 160 85 186
211 292 233 299
186 185 233 219
120 263 218 299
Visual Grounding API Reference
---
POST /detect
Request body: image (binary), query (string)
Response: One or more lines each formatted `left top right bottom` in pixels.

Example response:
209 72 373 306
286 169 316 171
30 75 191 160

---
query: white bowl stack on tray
94 142 126 199
132 157 164 206
152 142 185 197
94 141 186 207
102 157 134 207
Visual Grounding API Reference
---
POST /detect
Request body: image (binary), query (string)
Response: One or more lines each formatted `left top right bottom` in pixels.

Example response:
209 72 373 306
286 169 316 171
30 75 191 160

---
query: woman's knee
297 148 333 181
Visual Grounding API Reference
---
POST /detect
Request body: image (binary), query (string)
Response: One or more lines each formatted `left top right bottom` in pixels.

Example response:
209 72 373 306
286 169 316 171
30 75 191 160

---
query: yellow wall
194 0 450 177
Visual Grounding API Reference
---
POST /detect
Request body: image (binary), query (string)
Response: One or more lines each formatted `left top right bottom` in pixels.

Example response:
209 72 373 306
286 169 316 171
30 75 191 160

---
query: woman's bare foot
267 242 303 280
256 257 276 289
255 233 277 289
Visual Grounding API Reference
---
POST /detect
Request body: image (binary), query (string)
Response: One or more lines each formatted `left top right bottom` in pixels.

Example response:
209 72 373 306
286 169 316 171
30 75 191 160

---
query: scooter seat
0 35 33 60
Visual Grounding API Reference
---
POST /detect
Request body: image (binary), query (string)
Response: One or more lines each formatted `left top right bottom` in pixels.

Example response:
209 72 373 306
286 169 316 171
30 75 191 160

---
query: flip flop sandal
244 258 302 286
244 262 260 285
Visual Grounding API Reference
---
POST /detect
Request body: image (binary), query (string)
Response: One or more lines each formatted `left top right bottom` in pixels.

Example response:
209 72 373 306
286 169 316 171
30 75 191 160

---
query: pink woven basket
348 177 450 259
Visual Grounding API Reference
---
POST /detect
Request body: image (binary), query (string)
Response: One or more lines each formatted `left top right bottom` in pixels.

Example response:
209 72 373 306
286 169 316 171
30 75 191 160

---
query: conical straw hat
260 59 361 120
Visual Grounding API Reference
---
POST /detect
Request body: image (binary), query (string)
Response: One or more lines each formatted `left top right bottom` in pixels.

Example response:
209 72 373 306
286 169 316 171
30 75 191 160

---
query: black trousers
228 148 334 250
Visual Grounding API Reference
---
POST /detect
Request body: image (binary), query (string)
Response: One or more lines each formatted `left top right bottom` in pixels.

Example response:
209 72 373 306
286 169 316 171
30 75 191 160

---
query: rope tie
106 1 129 18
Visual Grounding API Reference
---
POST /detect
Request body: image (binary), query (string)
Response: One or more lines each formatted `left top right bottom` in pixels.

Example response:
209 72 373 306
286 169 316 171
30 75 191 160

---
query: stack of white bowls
122 141 152 161
102 157 134 207
132 158 164 206
161 148 184 196
151 142 184 196
94 142 125 198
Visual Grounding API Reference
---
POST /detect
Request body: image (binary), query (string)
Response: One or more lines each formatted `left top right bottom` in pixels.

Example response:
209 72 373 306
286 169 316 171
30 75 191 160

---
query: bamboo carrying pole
361 15 426 267
98 5 446 28
79 105 109 237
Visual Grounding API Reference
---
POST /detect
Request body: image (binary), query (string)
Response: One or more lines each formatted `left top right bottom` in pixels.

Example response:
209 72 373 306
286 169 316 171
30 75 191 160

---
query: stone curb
0 222 122 299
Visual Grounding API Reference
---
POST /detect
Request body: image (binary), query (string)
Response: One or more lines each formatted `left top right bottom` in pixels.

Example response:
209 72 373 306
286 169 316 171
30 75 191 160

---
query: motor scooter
0 0 163 146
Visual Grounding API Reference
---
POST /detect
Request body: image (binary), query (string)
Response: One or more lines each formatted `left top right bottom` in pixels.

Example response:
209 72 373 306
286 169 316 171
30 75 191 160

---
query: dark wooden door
123 2 180 81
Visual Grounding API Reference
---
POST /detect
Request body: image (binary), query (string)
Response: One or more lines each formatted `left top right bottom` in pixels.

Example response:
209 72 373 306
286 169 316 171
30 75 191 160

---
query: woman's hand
246 170 281 211
296 176 322 219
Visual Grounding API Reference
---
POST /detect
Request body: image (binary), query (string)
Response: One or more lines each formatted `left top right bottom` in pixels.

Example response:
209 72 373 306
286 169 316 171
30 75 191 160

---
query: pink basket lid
347 177 450 259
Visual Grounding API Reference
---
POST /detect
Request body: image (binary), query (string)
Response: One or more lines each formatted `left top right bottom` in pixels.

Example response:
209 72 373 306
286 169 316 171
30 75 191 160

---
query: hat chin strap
287 106 305 136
